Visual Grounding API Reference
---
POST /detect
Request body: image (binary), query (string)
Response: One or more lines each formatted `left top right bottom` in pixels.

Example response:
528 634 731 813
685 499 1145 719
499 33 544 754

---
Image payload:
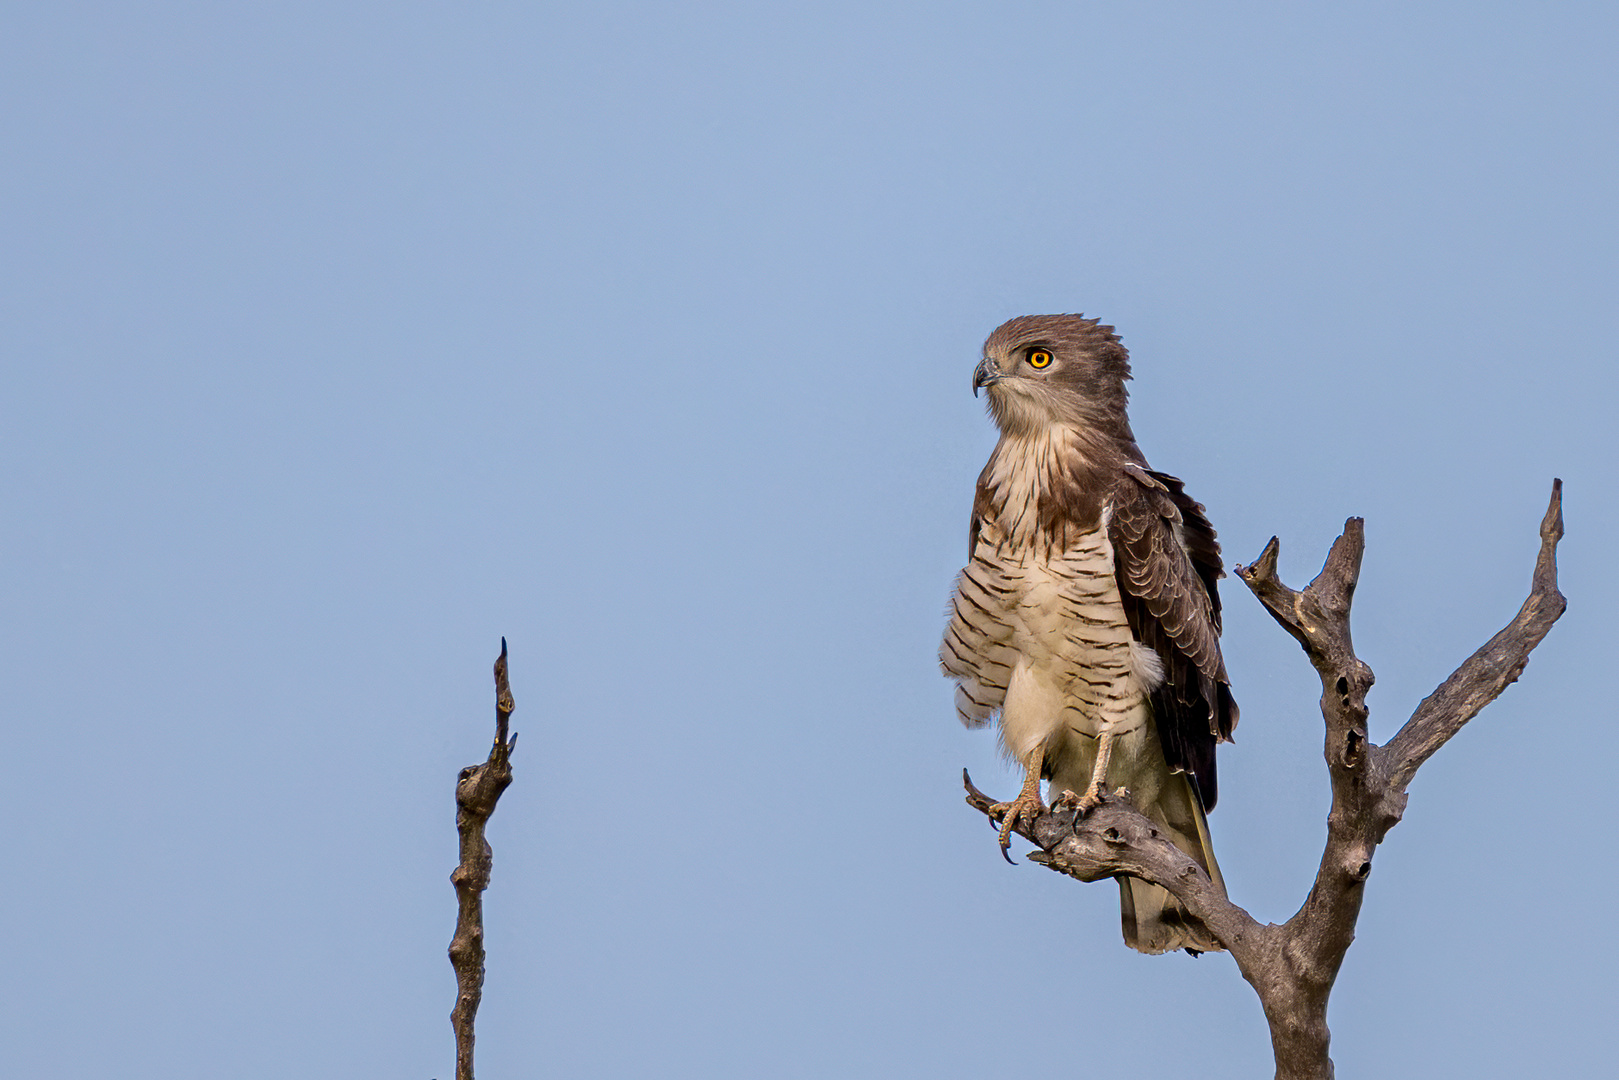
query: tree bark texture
449 639 518 1080
966 481 1566 1080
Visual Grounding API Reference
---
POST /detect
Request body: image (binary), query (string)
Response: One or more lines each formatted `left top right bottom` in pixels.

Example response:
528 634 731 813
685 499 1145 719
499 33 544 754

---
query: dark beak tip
971 358 997 397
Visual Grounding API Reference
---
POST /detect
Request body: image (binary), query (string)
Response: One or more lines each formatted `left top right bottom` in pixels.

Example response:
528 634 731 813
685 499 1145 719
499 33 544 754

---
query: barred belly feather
940 425 1149 763
943 526 1146 762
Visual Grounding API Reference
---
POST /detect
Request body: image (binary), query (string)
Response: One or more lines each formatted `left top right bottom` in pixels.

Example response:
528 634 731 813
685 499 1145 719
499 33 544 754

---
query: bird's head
973 314 1133 438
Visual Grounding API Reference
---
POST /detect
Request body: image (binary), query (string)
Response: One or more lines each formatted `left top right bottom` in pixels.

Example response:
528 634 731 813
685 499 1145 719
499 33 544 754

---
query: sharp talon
1063 782 1104 816
989 802 1019 863
991 789 1045 865
998 810 1019 864
986 752 1046 866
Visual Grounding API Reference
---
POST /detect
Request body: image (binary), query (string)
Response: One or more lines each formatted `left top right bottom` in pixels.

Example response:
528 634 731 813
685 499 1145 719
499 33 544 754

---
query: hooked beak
972 357 1004 397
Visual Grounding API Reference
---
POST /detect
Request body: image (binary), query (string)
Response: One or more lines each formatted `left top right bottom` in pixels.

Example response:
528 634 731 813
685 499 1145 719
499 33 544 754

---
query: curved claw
991 788 1045 865
987 802 1019 863
1051 787 1098 814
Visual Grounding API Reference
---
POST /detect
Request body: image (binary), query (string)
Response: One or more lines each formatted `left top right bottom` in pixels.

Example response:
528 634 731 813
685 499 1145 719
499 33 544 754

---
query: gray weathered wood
967 480 1566 1080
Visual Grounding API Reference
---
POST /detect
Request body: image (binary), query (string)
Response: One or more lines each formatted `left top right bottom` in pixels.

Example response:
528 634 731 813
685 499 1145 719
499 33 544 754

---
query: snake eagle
941 314 1238 954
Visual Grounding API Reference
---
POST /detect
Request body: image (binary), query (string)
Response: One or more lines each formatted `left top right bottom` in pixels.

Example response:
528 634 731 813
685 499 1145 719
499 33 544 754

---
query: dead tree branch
966 480 1566 1080
449 639 518 1080
1384 482 1567 789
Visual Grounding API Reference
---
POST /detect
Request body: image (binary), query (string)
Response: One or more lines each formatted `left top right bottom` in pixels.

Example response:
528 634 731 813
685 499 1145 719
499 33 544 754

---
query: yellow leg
1079 728 1115 809
990 750 1045 864
1053 729 1114 814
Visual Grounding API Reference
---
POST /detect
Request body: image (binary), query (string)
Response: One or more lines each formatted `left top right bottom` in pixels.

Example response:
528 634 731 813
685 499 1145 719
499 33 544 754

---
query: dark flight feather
1109 468 1239 809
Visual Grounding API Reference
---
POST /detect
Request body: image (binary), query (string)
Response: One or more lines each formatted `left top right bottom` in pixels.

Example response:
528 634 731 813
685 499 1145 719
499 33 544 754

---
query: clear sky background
3 3 1615 1078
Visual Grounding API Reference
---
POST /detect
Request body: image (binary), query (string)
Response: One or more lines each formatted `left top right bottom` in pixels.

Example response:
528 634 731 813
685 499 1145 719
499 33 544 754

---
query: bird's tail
1117 775 1226 955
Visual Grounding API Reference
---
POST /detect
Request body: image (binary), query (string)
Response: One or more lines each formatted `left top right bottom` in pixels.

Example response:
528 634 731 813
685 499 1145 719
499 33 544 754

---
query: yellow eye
1027 348 1053 369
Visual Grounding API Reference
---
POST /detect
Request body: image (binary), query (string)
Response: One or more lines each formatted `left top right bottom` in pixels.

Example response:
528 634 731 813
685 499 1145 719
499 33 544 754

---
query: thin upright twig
449 639 518 1080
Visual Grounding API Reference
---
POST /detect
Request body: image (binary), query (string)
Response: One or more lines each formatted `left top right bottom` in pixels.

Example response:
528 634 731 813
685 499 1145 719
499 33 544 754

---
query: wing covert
1110 467 1238 808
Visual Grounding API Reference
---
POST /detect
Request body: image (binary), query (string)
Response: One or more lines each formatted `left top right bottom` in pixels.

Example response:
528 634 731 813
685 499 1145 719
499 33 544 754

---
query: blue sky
2 3 1615 1078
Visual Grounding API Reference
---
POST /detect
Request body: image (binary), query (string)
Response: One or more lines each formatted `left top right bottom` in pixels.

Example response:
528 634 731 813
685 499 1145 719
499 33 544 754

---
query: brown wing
1109 466 1239 809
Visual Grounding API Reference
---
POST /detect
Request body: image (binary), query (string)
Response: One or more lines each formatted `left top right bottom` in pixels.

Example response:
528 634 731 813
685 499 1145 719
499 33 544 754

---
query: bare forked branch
1384 479 1566 790
965 481 1567 1080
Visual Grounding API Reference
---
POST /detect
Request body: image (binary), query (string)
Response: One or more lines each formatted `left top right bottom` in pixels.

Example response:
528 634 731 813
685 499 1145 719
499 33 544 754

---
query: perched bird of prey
940 314 1238 955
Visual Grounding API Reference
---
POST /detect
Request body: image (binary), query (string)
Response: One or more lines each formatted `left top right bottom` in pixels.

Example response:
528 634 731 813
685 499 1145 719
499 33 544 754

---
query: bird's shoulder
1106 462 1227 672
